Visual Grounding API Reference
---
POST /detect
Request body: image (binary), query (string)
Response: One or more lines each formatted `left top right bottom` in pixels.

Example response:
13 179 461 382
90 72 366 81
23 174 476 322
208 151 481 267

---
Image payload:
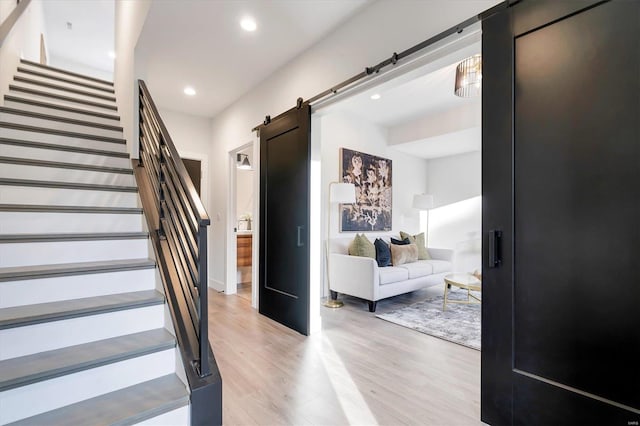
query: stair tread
0 329 174 391
0 177 138 192
4 95 120 121
0 121 126 144
20 59 114 87
7 374 187 426
0 258 155 282
0 290 164 329
0 137 129 158
14 76 117 102
9 85 118 111
0 156 133 174
0 232 148 243
17 67 115 94
0 204 142 213
0 106 123 131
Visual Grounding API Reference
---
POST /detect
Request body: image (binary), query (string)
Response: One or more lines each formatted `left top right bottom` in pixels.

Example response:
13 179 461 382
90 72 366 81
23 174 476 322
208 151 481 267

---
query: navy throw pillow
374 238 391 267
390 237 411 246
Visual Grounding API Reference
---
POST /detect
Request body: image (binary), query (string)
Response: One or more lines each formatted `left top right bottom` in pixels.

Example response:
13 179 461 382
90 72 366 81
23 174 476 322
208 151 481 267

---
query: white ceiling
325 43 482 159
137 0 371 117
42 0 114 75
327 56 479 128
38 0 479 160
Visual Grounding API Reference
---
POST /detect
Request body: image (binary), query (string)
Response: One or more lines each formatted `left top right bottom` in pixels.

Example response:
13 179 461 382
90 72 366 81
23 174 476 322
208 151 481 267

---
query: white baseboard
208 278 225 292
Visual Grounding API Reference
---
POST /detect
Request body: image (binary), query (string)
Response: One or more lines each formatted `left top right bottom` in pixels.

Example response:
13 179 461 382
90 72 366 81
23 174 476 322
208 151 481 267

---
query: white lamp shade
413 194 434 210
330 183 356 204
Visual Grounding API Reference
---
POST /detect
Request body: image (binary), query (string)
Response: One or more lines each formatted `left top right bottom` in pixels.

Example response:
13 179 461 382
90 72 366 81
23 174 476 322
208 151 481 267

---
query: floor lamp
413 194 434 245
324 182 356 308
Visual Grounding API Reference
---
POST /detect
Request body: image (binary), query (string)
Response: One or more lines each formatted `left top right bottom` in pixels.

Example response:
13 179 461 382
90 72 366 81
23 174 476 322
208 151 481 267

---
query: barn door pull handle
297 226 304 247
488 230 502 268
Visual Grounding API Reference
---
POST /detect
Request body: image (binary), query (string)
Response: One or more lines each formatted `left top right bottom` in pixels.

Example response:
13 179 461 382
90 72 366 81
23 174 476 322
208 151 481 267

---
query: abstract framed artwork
339 148 392 232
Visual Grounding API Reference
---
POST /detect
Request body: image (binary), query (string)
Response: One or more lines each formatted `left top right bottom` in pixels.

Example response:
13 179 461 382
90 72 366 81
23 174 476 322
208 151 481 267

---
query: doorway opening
182 158 202 196
227 141 259 308
311 22 482 327
235 146 254 301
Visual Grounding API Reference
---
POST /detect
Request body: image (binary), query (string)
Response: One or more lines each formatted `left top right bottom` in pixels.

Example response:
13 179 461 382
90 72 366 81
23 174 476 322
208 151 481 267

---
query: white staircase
0 60 189 425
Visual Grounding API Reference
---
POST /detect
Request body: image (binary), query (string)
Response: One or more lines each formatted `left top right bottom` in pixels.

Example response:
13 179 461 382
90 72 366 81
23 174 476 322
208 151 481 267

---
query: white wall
207 0 498 292
157 107 212 229
114 0 151 154
427 151 480 208
0 0 47 101
236 170 254 224
158 107 212 158
320 111 428 240
425 151 481 271
318 111 428 297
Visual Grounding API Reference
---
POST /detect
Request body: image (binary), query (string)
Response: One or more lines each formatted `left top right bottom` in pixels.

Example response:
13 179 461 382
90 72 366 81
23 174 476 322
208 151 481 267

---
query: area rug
376 290 481 350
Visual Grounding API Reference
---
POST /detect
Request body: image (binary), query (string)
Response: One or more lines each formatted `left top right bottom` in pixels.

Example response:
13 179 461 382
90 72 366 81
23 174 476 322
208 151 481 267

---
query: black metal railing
138 80 210 377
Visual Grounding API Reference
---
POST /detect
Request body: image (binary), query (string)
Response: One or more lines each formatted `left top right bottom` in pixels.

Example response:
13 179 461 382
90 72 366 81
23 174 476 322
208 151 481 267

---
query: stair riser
0 211 145 234
137 405 190 425
17 62 113 91
0 349 175 424
1 268 156 308
0 185 139 208
2 98 119 126
0 143 130 168
0 112 122 138
0 304 165 360
16 70 115 97
0 185 139 207
0 163 135 187
8 88 117 114
0 127 126 152
11 81 116 106
0 239 149 267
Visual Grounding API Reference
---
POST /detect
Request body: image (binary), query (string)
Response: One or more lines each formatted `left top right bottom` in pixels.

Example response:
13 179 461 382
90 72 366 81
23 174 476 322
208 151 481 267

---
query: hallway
208 288 481 425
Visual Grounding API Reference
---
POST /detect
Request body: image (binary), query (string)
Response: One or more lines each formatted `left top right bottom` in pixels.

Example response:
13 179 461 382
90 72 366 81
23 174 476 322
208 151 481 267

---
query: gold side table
443 273 482 311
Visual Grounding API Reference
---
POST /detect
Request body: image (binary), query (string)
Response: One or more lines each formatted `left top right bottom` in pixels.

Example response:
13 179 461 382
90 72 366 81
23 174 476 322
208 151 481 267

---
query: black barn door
482 1 639 424
258 103 310 335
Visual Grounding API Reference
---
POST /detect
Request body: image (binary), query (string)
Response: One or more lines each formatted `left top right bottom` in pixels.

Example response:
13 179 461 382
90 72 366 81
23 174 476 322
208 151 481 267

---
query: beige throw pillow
390 243 418 266
348 234 376 259
399 231 430 260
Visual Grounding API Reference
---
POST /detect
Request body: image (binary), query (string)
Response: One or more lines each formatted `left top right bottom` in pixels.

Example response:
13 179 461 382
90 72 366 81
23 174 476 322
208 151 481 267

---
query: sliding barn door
258 103 311 335
482 1 639 424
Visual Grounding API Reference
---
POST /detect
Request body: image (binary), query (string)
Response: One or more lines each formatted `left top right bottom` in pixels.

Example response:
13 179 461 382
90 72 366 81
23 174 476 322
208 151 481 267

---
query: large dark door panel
482 1 639 424
259 104 311 336
481 6 514 425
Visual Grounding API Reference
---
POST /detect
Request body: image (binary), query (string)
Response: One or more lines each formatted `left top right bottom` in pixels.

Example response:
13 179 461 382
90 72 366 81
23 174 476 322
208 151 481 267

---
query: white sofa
329 236 454 312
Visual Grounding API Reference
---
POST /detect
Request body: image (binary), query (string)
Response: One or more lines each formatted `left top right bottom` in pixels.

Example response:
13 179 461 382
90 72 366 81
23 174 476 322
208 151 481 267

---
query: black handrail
138 79 210 377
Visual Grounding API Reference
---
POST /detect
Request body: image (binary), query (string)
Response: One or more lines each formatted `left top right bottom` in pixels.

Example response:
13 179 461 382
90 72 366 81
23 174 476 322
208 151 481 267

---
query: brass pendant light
455 54 482 98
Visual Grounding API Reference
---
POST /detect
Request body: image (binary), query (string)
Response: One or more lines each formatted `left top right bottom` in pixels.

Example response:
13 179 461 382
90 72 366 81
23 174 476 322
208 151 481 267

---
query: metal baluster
158 134 166 239
197 224 210 377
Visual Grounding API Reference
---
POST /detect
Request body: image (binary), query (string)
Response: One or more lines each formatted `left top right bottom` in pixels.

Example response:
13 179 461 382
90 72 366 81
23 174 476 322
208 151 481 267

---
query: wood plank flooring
208 287 481 425
236 282 252 302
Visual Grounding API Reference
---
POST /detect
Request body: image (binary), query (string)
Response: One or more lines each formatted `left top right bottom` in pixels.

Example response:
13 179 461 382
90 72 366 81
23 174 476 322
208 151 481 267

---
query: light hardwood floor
236 282 252 302
208 287 481 425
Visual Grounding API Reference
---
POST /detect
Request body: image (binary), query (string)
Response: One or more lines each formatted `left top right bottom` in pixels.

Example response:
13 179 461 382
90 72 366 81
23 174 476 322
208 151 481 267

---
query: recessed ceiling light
370 93 381 100
108 51 116 59
183 86 196 96
240 17 257 32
